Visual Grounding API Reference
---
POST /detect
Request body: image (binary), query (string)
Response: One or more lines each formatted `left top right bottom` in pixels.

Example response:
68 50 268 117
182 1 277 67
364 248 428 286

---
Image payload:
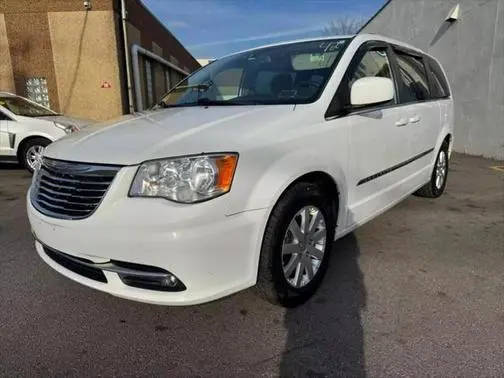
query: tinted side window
427 57 450 98
349 49 393 90
325 44 396 118
342 48 395 110
395 52 430 103
0 111 10 120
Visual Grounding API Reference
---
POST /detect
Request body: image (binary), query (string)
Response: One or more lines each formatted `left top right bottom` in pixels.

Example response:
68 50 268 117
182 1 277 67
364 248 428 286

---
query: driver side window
326 45 397 118
348 49 394 102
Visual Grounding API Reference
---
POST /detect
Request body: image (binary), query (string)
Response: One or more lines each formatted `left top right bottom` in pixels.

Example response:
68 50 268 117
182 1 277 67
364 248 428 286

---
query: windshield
0 96 57 117
157 38 349 108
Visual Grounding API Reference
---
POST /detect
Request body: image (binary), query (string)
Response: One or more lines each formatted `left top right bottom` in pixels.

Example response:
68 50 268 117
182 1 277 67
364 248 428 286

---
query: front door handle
395 118 409 127
409 115 421 123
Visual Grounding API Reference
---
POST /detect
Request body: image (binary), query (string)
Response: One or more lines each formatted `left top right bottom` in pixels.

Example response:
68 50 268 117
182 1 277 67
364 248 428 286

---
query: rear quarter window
394 51 430 103
426 57 450 99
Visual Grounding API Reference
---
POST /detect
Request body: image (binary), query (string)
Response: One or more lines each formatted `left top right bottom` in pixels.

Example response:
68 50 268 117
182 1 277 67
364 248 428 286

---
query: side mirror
350 77 394 107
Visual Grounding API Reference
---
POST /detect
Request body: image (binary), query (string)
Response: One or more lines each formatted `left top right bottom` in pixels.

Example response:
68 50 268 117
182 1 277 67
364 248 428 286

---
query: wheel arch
444 133 453 155
280 171 340 223
16 135 52 162
432 131 453 165
257 168 346 246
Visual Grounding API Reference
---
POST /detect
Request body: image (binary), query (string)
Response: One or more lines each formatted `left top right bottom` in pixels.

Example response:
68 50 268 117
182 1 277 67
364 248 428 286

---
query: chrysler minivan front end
27 36 352 305
28 155 270 305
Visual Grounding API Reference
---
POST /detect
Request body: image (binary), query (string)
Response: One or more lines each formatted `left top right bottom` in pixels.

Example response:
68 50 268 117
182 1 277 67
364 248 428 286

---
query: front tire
256 182 335 307
20 138 50 173
414 141 449 198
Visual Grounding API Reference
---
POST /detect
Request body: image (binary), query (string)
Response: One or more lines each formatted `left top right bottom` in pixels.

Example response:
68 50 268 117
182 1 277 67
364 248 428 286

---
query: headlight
54 122 79 134
129 153 238 203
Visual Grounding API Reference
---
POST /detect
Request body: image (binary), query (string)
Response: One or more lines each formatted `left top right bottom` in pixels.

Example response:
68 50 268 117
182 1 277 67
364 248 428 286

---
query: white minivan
27 34 453 306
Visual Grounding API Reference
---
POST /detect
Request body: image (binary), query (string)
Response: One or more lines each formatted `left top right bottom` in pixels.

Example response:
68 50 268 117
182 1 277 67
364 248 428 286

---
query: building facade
0 0 200 121
361 0 504 160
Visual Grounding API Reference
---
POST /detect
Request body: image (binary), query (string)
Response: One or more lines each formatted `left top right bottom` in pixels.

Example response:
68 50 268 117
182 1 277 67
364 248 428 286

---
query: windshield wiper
153 99 223 109
155 98 270 108
197 98 267 106
155 102 185 109
153 81 214 110
175 83 212 91
196 98 233 106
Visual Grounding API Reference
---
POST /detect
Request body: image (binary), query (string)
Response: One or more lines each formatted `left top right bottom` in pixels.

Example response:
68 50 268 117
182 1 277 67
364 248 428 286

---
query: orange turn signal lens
216 154 238 192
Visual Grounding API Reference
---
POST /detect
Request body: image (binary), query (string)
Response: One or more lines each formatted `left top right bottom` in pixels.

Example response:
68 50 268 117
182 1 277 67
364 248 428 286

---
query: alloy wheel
26 145 45 171
281 206 327 288
435 150 447 189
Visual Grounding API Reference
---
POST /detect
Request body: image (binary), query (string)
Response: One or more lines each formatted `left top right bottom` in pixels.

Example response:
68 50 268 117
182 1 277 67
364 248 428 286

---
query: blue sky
142 0 386 58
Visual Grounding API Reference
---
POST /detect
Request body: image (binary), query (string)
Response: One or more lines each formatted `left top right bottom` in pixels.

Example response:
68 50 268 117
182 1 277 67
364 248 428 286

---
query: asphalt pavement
0 153 503 377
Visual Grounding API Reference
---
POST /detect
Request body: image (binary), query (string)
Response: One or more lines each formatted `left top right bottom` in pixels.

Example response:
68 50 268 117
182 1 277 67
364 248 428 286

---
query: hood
44 105 295 165
38 115 94 129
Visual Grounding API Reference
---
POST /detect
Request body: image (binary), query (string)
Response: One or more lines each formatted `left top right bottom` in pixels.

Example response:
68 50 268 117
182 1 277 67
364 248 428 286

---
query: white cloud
166 20 190 28
189 25 326 48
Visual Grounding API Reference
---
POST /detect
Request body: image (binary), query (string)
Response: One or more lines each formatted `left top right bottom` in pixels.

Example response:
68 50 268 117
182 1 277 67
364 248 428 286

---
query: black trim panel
357 148 434 186
43 245 108 283
0 156 18 163
8 133 15 149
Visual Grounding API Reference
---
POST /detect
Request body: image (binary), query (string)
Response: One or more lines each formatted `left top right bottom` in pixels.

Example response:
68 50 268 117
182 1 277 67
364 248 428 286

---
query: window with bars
25 77 50 109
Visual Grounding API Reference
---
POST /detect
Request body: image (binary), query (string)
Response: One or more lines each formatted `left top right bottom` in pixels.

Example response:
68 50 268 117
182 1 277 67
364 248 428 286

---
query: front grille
31 158 121 220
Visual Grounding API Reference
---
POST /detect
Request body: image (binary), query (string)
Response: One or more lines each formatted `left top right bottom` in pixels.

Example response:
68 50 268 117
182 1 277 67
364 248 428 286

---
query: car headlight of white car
129 153 238 203
54 122 79 134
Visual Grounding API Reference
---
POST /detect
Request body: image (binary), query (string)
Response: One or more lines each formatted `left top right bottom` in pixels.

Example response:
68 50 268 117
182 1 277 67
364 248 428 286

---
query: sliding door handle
395 118 409 127
409 115 421 123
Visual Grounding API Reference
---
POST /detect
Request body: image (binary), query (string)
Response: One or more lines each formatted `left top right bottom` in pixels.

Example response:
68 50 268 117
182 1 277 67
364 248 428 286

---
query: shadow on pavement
280 233 366 377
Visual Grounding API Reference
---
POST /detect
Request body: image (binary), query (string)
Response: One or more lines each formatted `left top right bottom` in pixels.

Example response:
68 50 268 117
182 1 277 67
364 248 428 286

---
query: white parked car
0 93 86 172
27 34 453 306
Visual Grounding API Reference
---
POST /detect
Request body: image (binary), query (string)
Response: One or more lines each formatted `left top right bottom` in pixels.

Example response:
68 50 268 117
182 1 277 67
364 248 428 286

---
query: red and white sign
101 81 112 89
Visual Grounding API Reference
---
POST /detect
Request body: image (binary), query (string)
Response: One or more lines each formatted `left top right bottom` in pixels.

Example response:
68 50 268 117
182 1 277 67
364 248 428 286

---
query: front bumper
27 166 269 305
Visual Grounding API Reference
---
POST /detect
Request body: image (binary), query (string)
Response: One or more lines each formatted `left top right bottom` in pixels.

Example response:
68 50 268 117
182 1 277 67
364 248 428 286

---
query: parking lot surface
0 153 503 377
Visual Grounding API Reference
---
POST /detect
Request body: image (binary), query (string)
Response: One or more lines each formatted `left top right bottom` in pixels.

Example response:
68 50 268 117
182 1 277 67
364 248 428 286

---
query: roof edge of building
130 0 200 67
357 0 393 34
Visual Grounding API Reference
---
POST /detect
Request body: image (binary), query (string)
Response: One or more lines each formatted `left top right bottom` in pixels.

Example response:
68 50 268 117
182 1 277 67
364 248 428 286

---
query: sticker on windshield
310 54 325 63
319 40 346 52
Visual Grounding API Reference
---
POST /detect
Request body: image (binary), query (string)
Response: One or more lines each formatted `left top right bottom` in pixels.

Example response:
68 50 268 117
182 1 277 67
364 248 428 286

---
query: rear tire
20 137 50 173
256 182 335 307
414 141 449 198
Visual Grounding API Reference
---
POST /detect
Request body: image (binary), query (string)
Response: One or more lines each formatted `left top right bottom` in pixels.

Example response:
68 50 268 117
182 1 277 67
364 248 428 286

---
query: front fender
14 131 59 151
254 151 346 212
225 137 349 225
224 144 349 287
